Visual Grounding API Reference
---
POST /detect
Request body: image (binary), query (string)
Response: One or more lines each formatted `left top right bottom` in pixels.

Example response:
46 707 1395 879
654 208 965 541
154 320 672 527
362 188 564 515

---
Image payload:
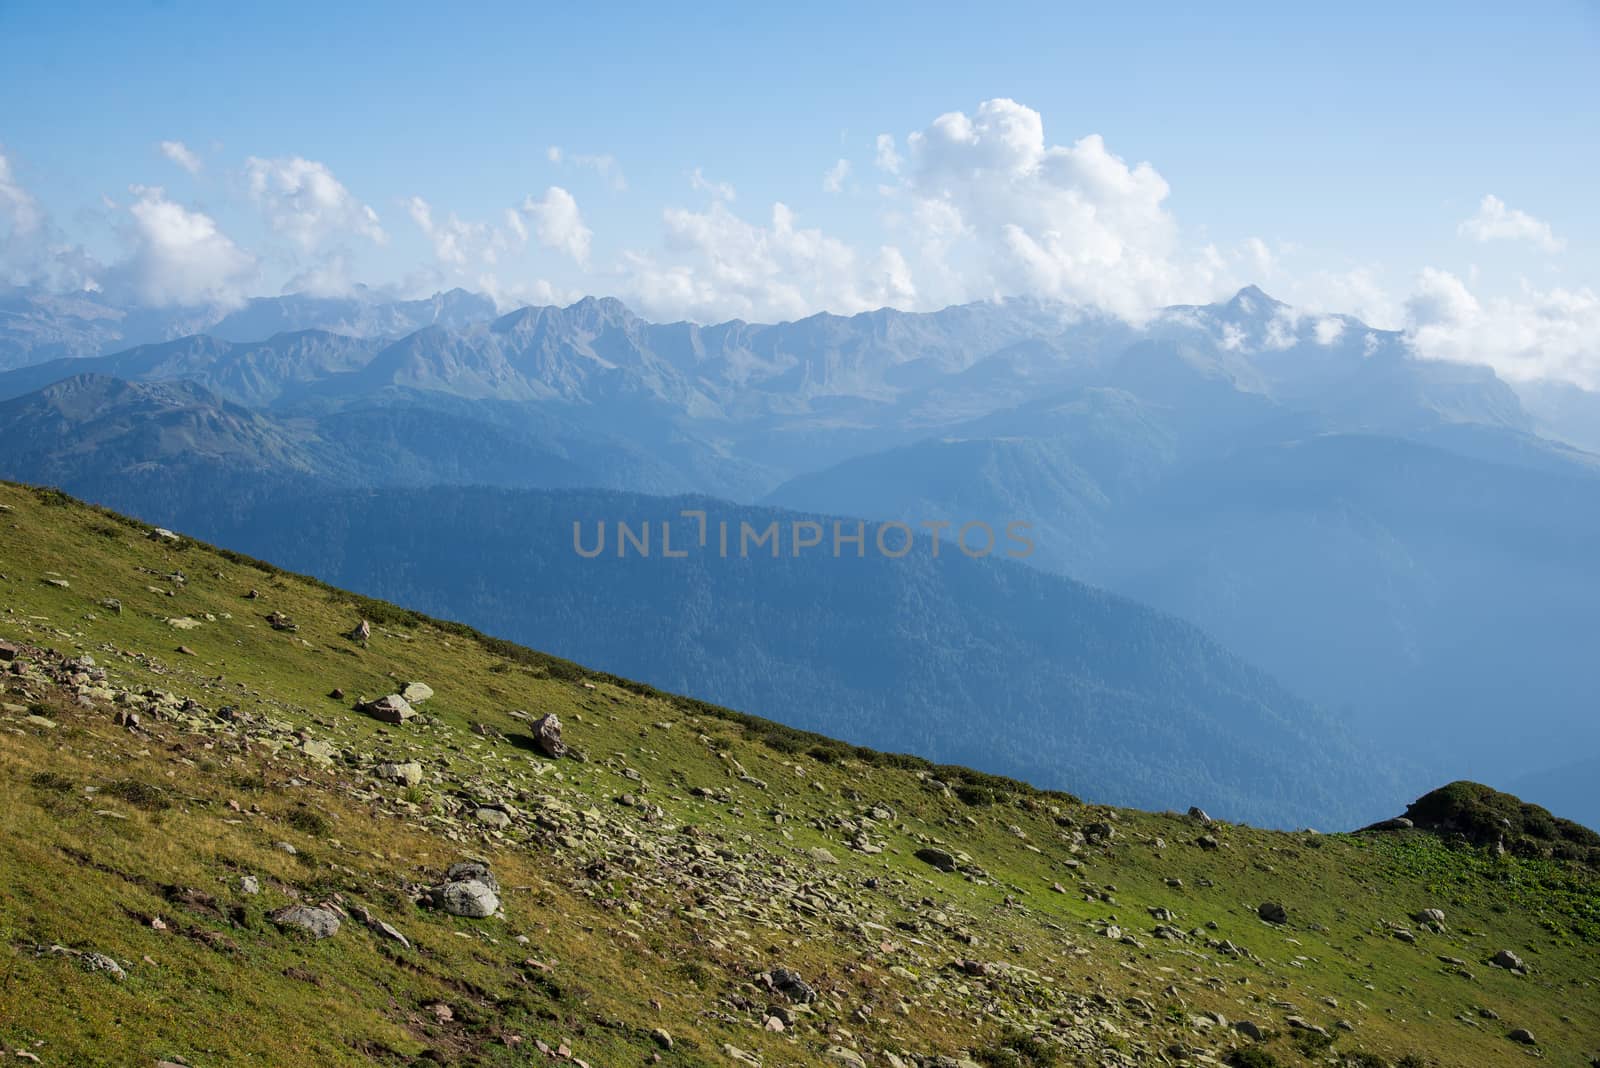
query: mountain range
1 282 1596 828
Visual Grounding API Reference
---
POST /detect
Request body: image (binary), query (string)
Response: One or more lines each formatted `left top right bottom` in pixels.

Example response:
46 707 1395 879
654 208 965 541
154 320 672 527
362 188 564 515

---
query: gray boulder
270 905 341 939
360 694 415 724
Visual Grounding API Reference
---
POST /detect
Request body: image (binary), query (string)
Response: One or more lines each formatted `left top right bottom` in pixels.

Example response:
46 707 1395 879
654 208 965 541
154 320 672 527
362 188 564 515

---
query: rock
808 846 839 865
349 904 411 949
299 738 336 765
825 1048 866 1068
80 951 126 981
175 645 196 656
1490 949 1526 971
165 617 202 630
265 610 298 632
430 861 500 918
474 806 512 829
1258 901 1288 924
42 577 70 589
1187 806 1212 823
0 642 18 661
239 875 260 895
401 681 433 704
274 841 298 855
99 598 122 615
1392 928 1416 943
270 905 341 939
346 619 371 642
360 694 415 724
915 847 958 872
1508 1027 1538 1045
328 688 345 700
1233 1020 1265 1041
1195 834 1221 850
722 1044 763 1066
768 966 817 1003
1285 1016 1329 1038
530 712 567 758
650 1028 673 1049
1416 908 1446 925
374 761 424 787
1365 816 1415 832
149 527 180 543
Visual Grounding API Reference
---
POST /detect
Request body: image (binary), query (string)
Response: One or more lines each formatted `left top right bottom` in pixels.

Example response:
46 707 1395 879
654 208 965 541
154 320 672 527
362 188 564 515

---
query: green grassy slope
0 481 1596 1068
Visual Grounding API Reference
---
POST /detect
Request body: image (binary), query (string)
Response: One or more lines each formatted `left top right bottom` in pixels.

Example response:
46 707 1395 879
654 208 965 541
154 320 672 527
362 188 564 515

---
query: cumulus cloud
1457 194 1564 253
118 185 256 306
822 159 851 194
0 149 102 291
244 156 385 251
522 186 592 267
888 98 1237 318
407 195 502 267
548 146 627 191
1406 267 1600 386
624 199 914 323
159 140 202 175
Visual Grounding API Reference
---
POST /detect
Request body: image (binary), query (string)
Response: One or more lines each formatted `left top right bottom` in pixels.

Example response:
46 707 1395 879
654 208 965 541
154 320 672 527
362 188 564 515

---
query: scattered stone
1490 949 1526 971
915 848 957 872
1233 1020 1264 1041
265 611 298 633
1258 902 1288 925
650 1028 673 1050
1187 806 1212 823
825 1048 866 1068
808 846 839 865
768 966 817 1003
239 875 260 895
1195 834 1220 850
401 681 433 704
42 577 70 589
374 761 424 788
1508 1028 1538 1045
328 687 345 700
80 951 126 981
1416 908 1446 925
149 527 180 543
349 904 410 949
0 642 18 662
270 905 341 939
475 806 512 829
175 645 196 656
360 694 415 724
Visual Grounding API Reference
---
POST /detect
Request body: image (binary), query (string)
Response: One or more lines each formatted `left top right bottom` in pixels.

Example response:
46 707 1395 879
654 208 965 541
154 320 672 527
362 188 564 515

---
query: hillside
2 483 1598 1067
188 484 1408 829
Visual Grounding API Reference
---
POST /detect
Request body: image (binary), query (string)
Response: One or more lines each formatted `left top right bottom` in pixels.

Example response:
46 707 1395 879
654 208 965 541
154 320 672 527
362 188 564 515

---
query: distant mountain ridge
3 284 1598 828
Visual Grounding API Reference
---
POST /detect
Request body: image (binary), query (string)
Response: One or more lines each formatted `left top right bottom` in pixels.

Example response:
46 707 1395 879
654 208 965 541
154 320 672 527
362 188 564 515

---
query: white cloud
822 158 851 194
244 156 385 251
874 133 903 175
407 195 498 267
159 140 202 175
118 185 256 306
1457 194 1564 253
0 149 44 241
689 168 736 201
1313 316 1346 346
521 186 592 267
624 199 914 323
548 146 627 191
889 98 1237 319
1406 267 1600 386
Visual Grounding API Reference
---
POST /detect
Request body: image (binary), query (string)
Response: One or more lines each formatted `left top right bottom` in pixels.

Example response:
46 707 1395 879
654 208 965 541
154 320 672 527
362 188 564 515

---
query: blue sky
2 1 1596 380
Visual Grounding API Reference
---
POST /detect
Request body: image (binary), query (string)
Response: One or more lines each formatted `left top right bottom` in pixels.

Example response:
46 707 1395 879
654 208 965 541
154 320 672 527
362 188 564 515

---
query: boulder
270 905 341 939
1490 949 1525 971
374 761 424 787
915 847 958 872
347 619 371 642
360 694 415 724
530 712 567 758
401 681 434 704
1258 901 1288 924
430 860 500 918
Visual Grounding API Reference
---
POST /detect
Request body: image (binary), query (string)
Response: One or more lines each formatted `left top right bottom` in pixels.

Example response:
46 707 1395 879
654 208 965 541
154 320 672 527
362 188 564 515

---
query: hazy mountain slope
3 481 1597 1068
181 484 1414 829
0 330 383 407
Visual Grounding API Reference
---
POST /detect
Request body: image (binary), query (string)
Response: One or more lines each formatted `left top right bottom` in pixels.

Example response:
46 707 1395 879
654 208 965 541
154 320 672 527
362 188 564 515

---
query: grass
1 479 1597 1067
